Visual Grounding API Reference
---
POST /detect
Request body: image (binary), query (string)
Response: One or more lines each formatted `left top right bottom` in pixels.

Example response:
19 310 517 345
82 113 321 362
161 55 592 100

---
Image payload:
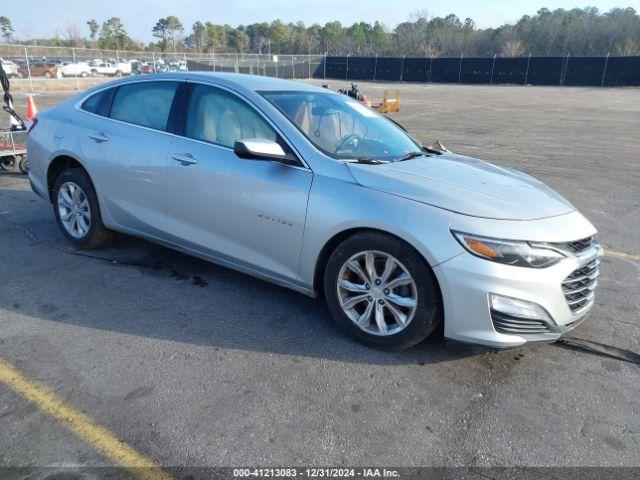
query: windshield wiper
397 151 427 162
343 158 389 165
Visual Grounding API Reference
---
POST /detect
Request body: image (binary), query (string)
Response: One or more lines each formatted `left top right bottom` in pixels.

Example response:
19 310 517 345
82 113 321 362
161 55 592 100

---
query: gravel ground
0 81 638 473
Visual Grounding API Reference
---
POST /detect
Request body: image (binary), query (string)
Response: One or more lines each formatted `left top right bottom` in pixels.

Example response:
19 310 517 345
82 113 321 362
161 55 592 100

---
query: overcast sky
10 0 640 42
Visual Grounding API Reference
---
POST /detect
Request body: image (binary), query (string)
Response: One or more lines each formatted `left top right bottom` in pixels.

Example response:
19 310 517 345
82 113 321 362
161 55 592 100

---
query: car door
166 83 313 284
78 80 181 238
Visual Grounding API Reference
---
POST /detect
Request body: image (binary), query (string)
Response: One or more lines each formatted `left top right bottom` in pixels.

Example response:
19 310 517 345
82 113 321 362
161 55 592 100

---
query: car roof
129 71 327 93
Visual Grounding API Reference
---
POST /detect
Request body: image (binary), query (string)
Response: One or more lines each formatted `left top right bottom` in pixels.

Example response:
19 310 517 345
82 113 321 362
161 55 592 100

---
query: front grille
547 236 596 255
562 258 599 315
491 310 551 335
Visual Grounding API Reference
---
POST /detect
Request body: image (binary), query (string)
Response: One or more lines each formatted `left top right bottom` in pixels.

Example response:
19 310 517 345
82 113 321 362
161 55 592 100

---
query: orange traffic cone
26 95 38 121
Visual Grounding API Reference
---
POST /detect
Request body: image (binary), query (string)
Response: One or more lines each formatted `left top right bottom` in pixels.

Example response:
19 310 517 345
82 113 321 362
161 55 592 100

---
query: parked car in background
0 58 19 77
19 62 57 78
27 73 602 350
168 60 188 72
137 63 156 74
59 61 92 78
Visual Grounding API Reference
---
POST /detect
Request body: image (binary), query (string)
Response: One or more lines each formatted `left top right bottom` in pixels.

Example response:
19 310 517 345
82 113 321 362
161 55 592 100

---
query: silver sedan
27 72 601 349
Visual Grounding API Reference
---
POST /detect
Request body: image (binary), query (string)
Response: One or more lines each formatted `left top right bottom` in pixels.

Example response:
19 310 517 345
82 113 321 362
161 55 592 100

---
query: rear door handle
172 153 198 165
88 132 109 143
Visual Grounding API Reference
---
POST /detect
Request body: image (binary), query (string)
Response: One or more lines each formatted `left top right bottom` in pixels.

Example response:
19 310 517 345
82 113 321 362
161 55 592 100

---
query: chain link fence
2 44 639 91
0 43 326 92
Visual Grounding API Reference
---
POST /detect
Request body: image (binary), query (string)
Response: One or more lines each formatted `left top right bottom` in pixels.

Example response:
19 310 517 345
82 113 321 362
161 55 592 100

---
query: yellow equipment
372 90 400 113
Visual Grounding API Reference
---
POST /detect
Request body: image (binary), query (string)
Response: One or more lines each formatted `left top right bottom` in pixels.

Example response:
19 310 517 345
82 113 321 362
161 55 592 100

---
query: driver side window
186 84 277 148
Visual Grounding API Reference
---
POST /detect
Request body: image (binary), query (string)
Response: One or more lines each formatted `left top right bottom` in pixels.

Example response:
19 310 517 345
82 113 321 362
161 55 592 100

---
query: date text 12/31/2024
233 468 400 478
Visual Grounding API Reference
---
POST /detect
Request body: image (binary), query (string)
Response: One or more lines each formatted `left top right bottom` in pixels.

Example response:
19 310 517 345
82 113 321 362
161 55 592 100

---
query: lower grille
562 258 599 315
491 310 551 335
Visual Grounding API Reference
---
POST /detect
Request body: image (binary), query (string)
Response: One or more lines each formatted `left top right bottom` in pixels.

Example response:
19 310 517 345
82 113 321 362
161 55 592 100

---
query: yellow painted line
0 358 172 480
604 248 640 262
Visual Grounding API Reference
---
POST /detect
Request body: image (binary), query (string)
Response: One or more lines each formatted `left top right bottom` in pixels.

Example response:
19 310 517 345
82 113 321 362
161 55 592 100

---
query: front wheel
52 169 114 249
324 232 442 350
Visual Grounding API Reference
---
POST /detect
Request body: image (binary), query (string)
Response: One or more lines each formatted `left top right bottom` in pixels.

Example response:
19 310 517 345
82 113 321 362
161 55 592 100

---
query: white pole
600 52 610 87
490 54 496 85
24 46 34 93
72 47 79 90
324 52 327 79
524 52 531 85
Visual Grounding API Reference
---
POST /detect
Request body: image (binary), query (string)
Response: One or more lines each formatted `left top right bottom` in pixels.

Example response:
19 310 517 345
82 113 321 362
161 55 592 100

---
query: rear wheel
0 156 16 171
18 155 29 174
44 71 52 79
52 169 114 249
324 232 442 350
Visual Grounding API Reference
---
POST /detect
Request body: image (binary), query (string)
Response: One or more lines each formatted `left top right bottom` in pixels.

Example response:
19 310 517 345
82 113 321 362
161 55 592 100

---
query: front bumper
433 246 599 349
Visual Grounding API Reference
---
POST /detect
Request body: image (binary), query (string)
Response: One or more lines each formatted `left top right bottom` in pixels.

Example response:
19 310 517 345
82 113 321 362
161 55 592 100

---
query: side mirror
234 138 287 161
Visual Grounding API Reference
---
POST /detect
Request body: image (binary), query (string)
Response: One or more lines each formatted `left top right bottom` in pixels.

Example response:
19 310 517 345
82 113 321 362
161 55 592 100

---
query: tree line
1 7 639 57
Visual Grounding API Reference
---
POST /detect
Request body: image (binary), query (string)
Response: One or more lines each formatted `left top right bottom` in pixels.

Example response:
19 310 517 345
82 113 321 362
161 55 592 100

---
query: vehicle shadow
1 185 496 366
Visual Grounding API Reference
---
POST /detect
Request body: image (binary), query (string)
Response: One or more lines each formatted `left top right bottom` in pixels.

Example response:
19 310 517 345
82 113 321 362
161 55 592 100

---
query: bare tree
63 21 82 47
502 40 525 57
615 37 639 55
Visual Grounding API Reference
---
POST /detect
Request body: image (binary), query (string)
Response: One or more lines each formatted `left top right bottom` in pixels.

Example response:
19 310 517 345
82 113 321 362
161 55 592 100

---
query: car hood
347 153 575 220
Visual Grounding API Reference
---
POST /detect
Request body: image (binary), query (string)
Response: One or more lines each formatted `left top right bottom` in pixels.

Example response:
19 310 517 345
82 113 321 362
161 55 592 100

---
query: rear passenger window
110 81 178 131
81 90 107 114
186 84 277 148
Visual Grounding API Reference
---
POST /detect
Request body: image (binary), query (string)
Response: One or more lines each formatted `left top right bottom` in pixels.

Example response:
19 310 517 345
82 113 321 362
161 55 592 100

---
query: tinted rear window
81 90 108 114
110 81 179 131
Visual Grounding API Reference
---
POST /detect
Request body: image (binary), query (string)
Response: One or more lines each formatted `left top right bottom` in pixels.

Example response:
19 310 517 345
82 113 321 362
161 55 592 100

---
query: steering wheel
335 133 362 154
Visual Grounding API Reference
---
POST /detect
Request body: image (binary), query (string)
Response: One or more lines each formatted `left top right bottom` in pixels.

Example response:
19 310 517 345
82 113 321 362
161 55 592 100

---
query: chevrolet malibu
27 73 601 349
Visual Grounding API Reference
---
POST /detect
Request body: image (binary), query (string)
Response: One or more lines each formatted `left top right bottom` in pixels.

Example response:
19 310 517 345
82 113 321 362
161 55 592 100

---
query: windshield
261 91 422 161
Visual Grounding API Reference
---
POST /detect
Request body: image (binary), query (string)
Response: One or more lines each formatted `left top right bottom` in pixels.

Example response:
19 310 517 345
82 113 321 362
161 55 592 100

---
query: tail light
26 118 38 133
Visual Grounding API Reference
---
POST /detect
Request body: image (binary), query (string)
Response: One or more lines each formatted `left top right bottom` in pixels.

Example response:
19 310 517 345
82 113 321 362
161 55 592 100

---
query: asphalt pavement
0 82 638 474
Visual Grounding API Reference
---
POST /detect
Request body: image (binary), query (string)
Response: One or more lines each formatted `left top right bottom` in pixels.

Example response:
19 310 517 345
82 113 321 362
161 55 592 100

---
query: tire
80 71 88 78
18 156 29 174
52 168 114 249
1 156 16 171
91 70 97 77
324 232 442 350
44 72 52 79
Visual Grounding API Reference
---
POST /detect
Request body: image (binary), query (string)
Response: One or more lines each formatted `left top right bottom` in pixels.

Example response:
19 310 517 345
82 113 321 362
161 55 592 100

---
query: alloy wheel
57 182 91 239
337 250 418 336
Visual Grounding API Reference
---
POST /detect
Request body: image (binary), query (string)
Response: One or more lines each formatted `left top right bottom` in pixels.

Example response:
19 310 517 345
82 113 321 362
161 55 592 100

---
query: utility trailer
0 129 28 173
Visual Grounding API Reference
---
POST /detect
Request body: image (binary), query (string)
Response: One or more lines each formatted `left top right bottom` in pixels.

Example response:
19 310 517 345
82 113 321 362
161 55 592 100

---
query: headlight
452 231 565 268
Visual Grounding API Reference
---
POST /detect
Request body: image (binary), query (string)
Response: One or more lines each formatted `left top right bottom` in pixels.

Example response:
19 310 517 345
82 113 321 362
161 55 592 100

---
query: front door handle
172 153 198 165
88 132 109 143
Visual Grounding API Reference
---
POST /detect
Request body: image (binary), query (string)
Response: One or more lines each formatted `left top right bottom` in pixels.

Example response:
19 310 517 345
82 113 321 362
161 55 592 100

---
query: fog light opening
489 294 552 322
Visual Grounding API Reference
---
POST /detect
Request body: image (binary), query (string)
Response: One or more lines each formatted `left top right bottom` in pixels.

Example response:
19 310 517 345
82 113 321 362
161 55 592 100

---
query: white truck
0 58 19 78
89 60 132 77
